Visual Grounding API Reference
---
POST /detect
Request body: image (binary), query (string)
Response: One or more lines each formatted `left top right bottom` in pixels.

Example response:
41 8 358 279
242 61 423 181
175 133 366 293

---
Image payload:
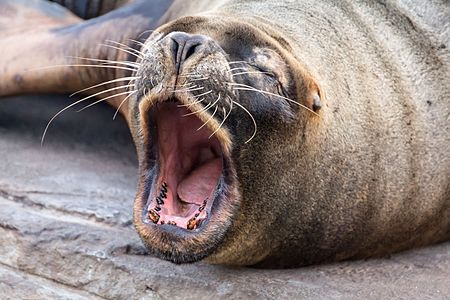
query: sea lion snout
167 32 211 75
135 30 231 103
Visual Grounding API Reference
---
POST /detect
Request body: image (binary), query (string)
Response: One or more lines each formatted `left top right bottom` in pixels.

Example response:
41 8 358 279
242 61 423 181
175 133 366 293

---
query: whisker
113 90 138 120
185 73 204 77
128 38 151 52
193 90 213 98
172 86 204 93
197 104 218 131
178 82 195 87
70 84 135 112
232 100 257 143
170 83 196 92
182 93 220 117
68 56 140 69
104 40 144 59
228 61 249 65
41 86 131 145
189 77 209 81
229 83 318 116
70 76 138 97
232 71 272 76
229 67 249 72
223 96 234 123
209 104 232 138
177 97 205 108
137 29 162 40
77 90 135 112
182 102 213 117
29 64 137 72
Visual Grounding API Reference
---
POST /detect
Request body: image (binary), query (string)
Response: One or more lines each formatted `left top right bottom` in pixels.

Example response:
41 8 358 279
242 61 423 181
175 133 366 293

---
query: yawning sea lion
1 0 449 268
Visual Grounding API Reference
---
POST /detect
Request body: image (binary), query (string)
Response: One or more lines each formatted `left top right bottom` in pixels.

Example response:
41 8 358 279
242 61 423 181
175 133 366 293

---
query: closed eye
251 65 289 97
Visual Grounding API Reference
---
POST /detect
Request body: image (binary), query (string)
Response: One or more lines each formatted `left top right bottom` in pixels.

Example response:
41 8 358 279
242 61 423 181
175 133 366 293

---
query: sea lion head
130 14 322 266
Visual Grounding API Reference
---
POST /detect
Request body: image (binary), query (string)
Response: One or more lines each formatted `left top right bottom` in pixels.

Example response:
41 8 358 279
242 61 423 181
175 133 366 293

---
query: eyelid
256 66 288 98
247 63 276 77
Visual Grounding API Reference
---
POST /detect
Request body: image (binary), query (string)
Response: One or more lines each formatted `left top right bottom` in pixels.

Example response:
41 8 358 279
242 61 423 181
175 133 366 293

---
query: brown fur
1 0 449 268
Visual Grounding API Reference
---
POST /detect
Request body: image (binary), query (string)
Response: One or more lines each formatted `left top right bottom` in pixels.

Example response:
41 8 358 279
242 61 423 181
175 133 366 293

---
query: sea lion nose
169 32 208 74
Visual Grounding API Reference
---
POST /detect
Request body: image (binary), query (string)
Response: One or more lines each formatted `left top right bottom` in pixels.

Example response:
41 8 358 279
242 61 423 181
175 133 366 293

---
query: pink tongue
177 158 222 205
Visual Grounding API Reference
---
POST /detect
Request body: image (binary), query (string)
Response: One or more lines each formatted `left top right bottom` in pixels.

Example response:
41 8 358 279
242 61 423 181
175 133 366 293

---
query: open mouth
142 99 225 231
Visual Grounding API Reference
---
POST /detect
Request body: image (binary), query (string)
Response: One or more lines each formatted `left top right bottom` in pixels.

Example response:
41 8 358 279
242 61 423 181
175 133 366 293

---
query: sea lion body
1 0 449 268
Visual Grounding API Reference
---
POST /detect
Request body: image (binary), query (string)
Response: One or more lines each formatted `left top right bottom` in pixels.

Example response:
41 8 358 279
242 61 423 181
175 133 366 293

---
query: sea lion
1 0 449 268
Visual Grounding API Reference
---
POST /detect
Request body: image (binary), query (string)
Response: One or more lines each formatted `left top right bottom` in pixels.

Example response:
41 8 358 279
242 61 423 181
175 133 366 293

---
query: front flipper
0 0 173 113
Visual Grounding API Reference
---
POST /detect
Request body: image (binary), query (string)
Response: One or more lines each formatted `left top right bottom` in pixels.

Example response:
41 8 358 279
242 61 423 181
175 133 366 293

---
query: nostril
171 39 180 64
184 43 200 61
169 32 206 74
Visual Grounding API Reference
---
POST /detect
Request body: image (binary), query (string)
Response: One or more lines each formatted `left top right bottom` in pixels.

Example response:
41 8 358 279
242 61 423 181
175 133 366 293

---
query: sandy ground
0 95 449 299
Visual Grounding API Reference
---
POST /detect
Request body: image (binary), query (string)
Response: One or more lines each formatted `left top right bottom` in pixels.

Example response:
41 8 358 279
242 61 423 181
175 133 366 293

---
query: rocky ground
0 95 449 299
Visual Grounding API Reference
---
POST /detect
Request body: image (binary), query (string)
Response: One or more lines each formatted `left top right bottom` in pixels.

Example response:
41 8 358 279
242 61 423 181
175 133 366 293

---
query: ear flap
305 79 323 113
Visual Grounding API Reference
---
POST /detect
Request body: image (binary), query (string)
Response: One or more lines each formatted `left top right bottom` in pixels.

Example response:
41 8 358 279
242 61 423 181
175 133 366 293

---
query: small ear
305 80 323 113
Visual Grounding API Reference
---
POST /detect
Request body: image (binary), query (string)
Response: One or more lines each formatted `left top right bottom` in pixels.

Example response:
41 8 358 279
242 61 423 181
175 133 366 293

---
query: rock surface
0 95 449 299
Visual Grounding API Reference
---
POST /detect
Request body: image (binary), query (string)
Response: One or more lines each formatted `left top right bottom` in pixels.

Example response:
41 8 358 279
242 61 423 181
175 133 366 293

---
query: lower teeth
148 209 160 223
148 186 210 229
187 217 198 230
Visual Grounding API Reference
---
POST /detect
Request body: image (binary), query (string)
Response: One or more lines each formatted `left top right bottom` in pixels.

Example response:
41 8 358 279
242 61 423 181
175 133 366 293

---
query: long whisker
170 84 196 92
137 29 162 40
183 101 214 117
178 82 195 87
172 83 196 90
74 84 135 106
228 61 249 65
41 86 131 145
113 90 137 120
209 107 227 138
232 71 272 76
197 104 218 131
232 100 257 143
193 90 213 98
223 96 234 125
182 94 220 117
68 56 140 69
70 76 138 97
183 73 204 77
228 67 248 72
189 77 209 81
128 38 151 52
104 40 144 59
229 83 318 116
177 97 205 108
172 86 204 93
29 64 137 72
77 90 135 112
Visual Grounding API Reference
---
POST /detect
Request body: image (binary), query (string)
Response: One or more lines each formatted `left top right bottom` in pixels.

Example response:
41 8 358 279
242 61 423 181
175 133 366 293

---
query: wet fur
1 0 449 268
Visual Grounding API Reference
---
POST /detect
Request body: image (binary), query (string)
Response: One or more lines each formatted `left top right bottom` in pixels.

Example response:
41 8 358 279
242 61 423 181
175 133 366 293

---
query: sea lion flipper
0 0 83 96
0 0 173 110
